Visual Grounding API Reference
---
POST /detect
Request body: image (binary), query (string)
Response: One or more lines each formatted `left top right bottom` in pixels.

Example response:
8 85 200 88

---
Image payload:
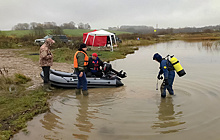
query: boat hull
40 69 124 88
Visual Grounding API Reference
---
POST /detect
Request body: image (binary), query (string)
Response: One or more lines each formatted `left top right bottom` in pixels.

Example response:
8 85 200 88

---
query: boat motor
103 63 112 74
103 63 127 78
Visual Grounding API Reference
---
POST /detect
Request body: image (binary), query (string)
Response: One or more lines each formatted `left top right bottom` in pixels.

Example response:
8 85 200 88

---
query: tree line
109 25 220 34
12 21 91 30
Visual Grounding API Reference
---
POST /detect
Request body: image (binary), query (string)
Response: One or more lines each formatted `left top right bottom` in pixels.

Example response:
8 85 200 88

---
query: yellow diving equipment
169 55 186 77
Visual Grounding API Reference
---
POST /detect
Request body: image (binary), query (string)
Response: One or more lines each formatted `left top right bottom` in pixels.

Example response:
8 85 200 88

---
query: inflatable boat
40 63 127 88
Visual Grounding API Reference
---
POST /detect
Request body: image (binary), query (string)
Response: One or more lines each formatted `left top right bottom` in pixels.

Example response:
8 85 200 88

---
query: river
13 40 220 140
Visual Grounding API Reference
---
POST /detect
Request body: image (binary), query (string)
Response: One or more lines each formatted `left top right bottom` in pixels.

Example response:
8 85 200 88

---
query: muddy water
13 40 220 140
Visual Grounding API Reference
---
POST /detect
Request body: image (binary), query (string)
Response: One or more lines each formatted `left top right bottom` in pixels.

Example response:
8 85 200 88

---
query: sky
0 0 220 30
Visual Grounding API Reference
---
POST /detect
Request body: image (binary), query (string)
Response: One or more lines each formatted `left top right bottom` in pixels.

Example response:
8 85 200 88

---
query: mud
0 49 73 89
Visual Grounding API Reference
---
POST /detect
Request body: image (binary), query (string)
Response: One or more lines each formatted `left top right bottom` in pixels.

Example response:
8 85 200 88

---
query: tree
78 22 85 29
84 23 91 29
61 21 77 29
30 22 39 29
167 28 174 34
43 22 57 29
203 29 214 33
50 27 63 35
12 23 30 30
33 26 46 37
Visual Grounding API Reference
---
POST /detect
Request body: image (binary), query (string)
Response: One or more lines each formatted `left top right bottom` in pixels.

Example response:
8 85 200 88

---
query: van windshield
44 35 52 39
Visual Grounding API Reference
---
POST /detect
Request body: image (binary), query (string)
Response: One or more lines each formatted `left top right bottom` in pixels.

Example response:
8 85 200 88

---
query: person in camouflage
39 38 55 91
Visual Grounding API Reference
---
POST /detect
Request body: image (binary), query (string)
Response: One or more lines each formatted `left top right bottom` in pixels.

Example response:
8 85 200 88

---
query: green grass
22 48 40 62
0 73 49 140
0 89 48 140
53 47 75 63
22 45 138 64
0 30 32 37
14 73 31 84
64 29 93 36
24 53 39 62
87 49 125 62
1 29 132 37
108 30 132 35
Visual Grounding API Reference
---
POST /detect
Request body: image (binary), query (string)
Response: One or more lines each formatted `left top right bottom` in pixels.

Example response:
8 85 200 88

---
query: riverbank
0 45 139 139
0 49 77 140
0 67 48 139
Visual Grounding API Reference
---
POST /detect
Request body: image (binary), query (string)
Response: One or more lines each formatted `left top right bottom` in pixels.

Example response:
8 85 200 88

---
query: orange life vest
74 51 89 68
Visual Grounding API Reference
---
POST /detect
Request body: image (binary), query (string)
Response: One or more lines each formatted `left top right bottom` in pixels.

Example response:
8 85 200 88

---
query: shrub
0 69 31 92
14 73 31 84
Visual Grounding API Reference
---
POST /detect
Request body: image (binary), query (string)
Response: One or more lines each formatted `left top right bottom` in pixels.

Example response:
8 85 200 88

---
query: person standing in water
73 43 89 96
153 53 175 98
39 38 55 91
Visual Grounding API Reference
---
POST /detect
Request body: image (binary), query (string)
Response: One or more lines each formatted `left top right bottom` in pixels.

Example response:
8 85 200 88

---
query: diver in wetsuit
153 53 175 98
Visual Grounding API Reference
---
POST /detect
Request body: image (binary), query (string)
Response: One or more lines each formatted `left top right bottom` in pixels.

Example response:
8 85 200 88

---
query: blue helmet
153 53 162 62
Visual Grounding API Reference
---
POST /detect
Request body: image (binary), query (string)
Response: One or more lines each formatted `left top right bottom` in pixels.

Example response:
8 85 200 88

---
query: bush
0 69 31 93
0 36 19 49
14 73 31 84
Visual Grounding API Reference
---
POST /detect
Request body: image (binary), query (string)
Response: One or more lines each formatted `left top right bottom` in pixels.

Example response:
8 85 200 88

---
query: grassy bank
21 45 139 64
0 29 131 37
168 32 220 40
0 71 49 140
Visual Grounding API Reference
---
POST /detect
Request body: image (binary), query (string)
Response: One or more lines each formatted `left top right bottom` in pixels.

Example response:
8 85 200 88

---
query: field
0 29 131 37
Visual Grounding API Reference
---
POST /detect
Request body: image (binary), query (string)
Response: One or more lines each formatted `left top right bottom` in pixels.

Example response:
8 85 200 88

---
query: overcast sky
0 0 220 30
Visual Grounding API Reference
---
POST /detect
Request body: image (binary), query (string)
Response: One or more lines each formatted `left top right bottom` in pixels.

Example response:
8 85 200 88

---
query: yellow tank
169 56 186 77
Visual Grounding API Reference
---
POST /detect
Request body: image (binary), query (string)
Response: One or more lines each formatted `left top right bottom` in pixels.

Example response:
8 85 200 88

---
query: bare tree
50 27 64 35
23 23 29 30
12 23 30 30
12 21 93 30
43 22 57 29
69 21 77 29
30 22 39 29
78 22 85 29
61 21 77 29
33 26 46 37
84 23 91 29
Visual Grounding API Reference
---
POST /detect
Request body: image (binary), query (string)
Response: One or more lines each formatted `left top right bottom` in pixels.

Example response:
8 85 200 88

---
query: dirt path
0 49 73 89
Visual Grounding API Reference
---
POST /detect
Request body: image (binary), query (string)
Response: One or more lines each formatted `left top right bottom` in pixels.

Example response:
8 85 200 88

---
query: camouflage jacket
39 45 53 67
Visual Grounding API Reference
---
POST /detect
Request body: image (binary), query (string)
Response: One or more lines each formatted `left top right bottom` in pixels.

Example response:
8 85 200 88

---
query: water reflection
40 112 64 131
72 95 93 140
40 111 64 139
199 41 220 52
152 97 185 134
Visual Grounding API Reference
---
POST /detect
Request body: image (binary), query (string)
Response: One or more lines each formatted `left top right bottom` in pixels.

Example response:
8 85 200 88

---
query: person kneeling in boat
73 43 89 96
87 53 104 78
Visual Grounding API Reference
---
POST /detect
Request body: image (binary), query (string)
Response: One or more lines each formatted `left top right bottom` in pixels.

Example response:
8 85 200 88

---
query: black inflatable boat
40 63 127 88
